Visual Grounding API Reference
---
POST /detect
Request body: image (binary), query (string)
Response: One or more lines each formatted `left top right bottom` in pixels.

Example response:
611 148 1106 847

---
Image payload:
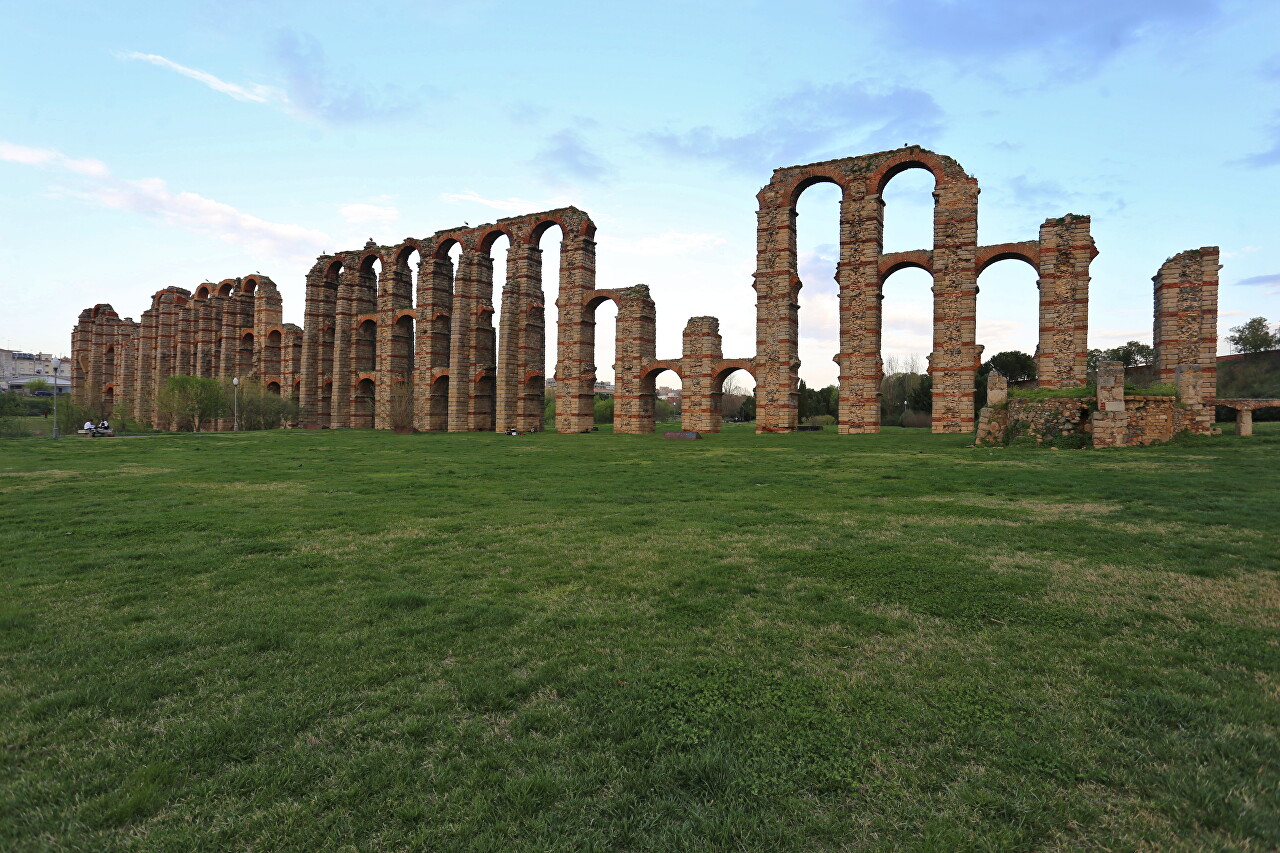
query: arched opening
267 381 281 395
264 329 282 379
195 285 210 300
589 295 618 429
354 377 375 428
103 385 115 415
794 180 842 392
977 257 1041 397
354 318 377 374
641 368 682 431
474 373 495 431
534 223 563 413
716 368 757 427
290 335 302 378
321 260 341 390
481 231 509 433
237 332 255 379
239 279 257 299
104 346 115 383
217 282 234 298
880 266 934 428
881 167 936 255
427 374 449 431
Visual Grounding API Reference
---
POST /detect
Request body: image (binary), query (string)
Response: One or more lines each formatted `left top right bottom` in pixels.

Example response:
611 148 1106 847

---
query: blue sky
2 0 1277 387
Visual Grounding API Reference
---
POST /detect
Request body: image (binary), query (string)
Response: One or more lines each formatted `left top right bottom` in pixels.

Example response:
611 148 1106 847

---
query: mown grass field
2 423 1278 851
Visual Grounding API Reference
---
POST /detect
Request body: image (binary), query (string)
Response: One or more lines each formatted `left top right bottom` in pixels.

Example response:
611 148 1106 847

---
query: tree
1226 317 1279 354
229 380 297 430
1088 341 1154 371
158 376 226 431
980 351 1036 382
593 394 613 424
24 378 52 394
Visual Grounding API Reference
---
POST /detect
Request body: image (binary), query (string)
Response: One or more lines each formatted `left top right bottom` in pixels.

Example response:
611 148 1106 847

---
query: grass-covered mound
2 424 1277 850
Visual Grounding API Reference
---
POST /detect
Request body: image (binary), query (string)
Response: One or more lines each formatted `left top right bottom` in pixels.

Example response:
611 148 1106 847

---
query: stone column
1091 361 1128 447
554 232 598 433
375 253 412 430
330 257 361 428
1238 408 1253 437
987 371 1008 406
416 252 453 431
840 187 884 433
613 285 657 434
752 200 800 433
448 247 482 431
1036 215 1094 388
680 316 723 433
929 180 981 433
300 257 334 426
1154 247 1220 385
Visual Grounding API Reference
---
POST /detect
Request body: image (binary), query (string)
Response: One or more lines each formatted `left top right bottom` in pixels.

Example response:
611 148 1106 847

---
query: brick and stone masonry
71 146 1225 439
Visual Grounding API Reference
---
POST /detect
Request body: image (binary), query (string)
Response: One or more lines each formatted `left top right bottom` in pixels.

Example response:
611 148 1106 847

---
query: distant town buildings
1 349 71 393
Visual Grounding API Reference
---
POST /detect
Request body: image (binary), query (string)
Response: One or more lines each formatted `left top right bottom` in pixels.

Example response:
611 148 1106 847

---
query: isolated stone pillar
613 285 657 434
1036 215 1094 388
987 371 1008 406
929 180 981 434
681 317 723 433
1237 408 1253 437
1154 247 1220 385
1091 361 1128 447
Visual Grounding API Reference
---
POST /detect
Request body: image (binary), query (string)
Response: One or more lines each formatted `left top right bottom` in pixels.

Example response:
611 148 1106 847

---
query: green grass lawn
2 424 1277 851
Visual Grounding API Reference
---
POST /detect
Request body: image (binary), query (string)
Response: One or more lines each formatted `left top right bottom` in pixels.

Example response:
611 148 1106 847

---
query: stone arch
638 362 683 432
236 331 255 378
712 361 757 429
264 327 283 381
977 243 1040 276
867 148 973 197
353 377 375 428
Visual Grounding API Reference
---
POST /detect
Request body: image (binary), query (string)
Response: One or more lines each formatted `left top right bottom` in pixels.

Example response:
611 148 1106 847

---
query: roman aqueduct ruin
72 145 1223 435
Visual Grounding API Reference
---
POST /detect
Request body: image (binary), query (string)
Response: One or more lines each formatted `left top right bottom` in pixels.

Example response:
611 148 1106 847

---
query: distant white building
1 350 71 393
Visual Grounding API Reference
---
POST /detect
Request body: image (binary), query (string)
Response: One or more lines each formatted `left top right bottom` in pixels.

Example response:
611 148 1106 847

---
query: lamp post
51 360 60 440
233 376 239 431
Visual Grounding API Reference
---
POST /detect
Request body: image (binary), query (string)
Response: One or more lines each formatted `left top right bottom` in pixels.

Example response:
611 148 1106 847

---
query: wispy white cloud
2 139 327 261
56 178 327 261
0 141 108 177
116 51 285 105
